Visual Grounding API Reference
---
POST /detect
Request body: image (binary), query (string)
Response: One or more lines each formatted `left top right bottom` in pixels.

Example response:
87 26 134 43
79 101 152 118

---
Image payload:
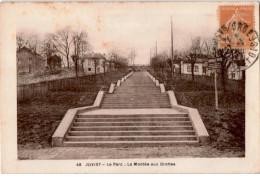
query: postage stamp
217 5 259 70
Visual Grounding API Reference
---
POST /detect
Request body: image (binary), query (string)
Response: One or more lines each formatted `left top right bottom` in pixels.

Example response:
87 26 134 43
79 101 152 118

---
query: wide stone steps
62 72 199 147
75 117 191 122
114 90 160 94
100 105 171 108
71 126 194 131
77 114 189 118
73 121 192 126
101 92 171 108
63 141 199 147
68 130 196 136
66 135 197 141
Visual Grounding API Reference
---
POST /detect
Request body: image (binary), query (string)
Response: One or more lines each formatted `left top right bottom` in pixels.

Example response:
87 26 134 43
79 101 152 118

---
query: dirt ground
18 145 244 160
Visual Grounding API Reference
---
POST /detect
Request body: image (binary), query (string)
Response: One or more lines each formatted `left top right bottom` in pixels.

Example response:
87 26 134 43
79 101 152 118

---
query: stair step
66 135 198 141
71 126 194 131
68 130 196 136
63 141 199 147
73 121 192 126
101 106 172 108
77 114 189 118
101 104 171 106
75 117 190 122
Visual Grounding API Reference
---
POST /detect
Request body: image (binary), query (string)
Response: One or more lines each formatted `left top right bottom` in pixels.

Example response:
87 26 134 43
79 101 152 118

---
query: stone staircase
61 72 199 147
63 113 198 147
101 72 171 109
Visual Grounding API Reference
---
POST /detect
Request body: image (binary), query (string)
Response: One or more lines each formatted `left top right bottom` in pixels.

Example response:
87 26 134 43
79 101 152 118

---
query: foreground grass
18 71 128 149
165 75 245 154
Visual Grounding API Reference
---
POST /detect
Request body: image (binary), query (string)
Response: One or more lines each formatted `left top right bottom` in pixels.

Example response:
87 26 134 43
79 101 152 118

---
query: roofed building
81 53 107 74
17 47 46 75
47 55 62 69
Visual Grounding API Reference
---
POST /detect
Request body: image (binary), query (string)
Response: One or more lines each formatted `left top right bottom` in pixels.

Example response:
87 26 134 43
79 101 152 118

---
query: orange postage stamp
218 5 256 49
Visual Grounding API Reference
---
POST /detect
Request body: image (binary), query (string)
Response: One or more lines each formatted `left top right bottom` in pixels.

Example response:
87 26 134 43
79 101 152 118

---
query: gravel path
18 146 244 160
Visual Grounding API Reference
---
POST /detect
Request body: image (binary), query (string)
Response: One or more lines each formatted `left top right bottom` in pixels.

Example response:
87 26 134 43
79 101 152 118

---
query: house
227 60 245 80
81 53 107 74
47 55 62 69
17 47 46 75
181 58 208 76
207 58 245 80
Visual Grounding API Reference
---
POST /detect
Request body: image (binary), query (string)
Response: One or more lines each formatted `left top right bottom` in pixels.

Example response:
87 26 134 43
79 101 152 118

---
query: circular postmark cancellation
215 5 259 70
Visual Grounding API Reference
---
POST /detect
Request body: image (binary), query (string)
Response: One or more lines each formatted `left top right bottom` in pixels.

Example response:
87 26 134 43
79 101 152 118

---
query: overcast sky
16 2 219 64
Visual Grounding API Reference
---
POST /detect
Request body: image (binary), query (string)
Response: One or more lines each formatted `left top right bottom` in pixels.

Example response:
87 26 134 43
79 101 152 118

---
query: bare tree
203 38 214 57
49 27 73 68
71 30 89 76
128 48 137 66
27 34 40 53
186 36 203 82
212 38 244 93
16 32 28 51
40 36 57 59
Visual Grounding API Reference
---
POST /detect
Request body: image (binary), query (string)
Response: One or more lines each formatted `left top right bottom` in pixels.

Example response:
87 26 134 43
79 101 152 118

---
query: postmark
216 5 259 70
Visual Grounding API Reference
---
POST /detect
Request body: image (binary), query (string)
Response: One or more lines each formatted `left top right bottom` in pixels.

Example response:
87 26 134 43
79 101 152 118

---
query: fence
179 74 245 95
17 73 111 102
150 70 245 95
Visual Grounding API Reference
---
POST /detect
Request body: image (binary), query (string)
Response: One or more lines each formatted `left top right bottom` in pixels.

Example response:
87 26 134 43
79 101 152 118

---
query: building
180 57 245 80
227 60 245 80
81 53 107 74
17 47 46 75
207 58 245 80
47 55 62 69
181 58 208 76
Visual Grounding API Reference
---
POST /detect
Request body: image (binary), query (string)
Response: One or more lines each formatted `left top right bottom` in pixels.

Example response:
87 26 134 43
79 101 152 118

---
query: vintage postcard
0 1 260 174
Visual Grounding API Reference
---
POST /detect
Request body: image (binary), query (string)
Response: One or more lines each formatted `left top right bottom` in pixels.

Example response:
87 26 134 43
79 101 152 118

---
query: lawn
17 71 128 149
163 74 245 155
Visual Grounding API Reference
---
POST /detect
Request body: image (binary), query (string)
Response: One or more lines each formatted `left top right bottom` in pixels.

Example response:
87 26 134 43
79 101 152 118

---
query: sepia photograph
1 1 260 173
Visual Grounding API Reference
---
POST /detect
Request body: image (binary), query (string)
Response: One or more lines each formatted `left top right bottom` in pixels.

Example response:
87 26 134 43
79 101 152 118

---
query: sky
16 2 219 64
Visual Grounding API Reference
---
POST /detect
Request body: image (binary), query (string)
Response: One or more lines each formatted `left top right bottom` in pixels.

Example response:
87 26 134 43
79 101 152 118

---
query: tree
16 32 28 51
128 48 137 66
186 36 203 82
27 34 40 53
71 30 89 76
203 38 214 57
213 38 244 93
40 36 57 60
161 50 172 75
71 55 80 77
109 51 128 71
150 53 167 78
49 27 73 68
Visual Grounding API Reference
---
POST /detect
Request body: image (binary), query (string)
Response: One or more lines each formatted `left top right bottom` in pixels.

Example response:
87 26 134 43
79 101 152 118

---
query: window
187 66 191 72
203 67 206 73
195 66 199 72
29 58 32 73
88 68 91 71
231 73 235 79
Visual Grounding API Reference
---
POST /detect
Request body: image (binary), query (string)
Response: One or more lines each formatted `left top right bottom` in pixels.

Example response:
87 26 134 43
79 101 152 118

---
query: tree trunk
170 63 173 76
66 54 70 69
221 68 227 94
191 63 195 82
75 63 78 77
95 62 97 76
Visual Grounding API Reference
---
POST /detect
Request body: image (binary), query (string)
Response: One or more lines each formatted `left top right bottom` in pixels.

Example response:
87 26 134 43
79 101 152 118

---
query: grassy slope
170 76 245 153
17 71 128 149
